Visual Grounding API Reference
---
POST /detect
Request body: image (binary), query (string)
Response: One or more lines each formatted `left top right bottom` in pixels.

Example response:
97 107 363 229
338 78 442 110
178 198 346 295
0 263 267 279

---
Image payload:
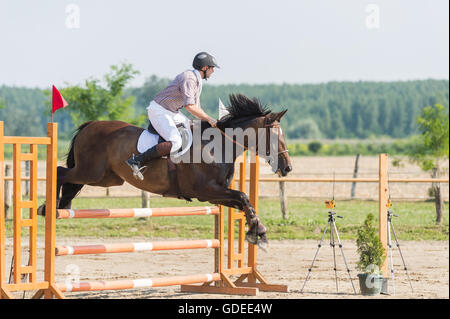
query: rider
126 52 219 179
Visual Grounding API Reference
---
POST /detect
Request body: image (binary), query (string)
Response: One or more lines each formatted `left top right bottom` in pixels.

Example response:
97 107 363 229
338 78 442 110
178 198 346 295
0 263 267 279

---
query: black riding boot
126 141 172 180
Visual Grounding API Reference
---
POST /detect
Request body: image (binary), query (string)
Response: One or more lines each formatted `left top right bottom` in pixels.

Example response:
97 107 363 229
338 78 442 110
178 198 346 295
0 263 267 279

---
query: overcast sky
0 0 448 88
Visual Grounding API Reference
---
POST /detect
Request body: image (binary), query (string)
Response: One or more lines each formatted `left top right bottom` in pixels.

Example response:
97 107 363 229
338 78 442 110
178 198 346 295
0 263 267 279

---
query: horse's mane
216 94 271 129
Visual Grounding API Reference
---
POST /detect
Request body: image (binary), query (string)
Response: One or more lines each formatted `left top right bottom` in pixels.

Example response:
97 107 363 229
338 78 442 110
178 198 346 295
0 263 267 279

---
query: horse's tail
66 121 93 168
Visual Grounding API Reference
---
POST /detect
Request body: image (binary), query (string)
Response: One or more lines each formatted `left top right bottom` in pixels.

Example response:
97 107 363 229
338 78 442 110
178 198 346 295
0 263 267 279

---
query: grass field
5 197 448 241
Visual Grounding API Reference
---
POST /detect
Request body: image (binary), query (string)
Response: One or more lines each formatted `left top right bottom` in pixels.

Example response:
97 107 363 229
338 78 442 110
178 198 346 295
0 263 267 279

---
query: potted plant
356 213 386 295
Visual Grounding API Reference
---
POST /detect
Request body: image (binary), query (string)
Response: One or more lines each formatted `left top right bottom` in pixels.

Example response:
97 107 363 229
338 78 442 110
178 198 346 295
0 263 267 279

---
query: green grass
4 197 448 241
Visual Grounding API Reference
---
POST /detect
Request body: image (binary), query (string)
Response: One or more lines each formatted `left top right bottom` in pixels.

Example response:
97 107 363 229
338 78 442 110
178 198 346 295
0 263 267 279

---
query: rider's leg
126 140 172 167
126 101 184 179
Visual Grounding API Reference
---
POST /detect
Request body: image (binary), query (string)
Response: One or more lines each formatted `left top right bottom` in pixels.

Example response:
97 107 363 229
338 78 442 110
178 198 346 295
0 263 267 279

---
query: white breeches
147 100 191 154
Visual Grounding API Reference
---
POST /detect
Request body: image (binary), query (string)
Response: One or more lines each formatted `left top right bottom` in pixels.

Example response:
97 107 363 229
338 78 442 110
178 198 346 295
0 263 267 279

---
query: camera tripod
387 209 414 294
301 206 357 294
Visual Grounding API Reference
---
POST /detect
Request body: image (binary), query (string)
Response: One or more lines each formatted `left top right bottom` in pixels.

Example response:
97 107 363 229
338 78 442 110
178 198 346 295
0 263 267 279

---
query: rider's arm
185 104 217 127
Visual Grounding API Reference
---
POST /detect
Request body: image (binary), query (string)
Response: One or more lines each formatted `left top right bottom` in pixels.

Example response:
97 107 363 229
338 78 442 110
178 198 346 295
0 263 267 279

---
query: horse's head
257 110 292 176
218 94 292 177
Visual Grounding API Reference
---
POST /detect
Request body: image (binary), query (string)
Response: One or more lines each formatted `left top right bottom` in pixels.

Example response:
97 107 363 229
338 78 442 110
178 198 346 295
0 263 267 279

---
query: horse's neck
196 119 260 164
220 122 253 164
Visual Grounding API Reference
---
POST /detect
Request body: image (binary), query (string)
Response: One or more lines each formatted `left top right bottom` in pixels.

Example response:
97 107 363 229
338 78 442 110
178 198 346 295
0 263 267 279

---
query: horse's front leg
198 186 268 248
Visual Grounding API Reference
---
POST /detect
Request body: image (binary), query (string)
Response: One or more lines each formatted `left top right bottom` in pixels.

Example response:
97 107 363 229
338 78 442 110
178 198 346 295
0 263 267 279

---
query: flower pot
357 273 384 296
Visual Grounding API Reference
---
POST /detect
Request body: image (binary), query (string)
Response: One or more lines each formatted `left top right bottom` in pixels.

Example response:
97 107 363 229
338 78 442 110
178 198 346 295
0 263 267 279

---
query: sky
0 0 448 88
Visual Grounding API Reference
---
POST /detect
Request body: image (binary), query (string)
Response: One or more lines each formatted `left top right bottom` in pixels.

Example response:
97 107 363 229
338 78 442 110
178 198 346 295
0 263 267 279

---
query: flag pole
51 85 54 123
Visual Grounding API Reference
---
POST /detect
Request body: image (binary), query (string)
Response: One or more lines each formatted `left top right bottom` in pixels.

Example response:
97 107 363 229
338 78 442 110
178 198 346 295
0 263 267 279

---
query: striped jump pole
56 273 221 293
56 206 218 219
55 239 220 256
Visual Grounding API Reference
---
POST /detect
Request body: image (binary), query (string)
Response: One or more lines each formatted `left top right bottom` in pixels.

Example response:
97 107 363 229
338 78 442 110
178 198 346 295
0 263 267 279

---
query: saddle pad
137 130 160 153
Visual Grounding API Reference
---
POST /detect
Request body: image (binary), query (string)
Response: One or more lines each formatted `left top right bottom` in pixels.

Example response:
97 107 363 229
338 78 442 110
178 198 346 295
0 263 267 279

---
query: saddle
147 121 170 143
146 121 192 202
147 121 191 149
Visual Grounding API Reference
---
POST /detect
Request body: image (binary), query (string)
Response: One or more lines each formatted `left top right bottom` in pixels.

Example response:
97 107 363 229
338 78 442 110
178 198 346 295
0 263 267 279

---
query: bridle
263 116 289 157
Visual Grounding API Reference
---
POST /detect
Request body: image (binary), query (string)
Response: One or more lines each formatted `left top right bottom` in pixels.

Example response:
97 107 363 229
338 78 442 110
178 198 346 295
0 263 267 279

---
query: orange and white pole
56 273 220 292
56 206 219 219
55 239 220 256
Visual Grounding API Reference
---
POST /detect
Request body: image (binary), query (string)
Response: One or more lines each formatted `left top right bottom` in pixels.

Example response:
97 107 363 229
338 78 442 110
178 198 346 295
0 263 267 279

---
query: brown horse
38 94 292 248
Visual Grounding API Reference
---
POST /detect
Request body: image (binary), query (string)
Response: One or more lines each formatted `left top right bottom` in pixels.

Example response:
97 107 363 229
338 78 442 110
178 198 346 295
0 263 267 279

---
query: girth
163 156 192 202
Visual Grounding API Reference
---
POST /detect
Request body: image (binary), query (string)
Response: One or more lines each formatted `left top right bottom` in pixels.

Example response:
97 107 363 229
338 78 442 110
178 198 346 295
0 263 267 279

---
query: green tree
408 104 449 223
58 63 145 127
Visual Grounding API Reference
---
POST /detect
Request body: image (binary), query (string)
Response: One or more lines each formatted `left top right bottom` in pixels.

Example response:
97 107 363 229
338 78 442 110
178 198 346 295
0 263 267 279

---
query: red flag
52 85 68 113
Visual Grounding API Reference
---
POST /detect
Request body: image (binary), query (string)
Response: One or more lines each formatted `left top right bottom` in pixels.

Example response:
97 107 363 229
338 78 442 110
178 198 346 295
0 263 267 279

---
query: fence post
279 181 288 219
351 153 360 198
432 167 444 224
141 191 150 208
4 165 11 220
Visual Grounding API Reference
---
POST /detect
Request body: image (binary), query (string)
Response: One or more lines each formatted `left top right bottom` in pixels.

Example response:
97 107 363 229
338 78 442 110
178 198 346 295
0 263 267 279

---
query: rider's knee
170 135 183 154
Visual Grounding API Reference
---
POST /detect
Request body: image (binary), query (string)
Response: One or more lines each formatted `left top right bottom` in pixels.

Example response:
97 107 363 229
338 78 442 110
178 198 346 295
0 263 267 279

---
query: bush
356 213 386 274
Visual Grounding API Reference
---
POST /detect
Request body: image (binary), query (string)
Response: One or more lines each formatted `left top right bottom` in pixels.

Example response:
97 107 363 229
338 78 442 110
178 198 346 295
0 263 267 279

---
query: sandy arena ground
4 238 448 299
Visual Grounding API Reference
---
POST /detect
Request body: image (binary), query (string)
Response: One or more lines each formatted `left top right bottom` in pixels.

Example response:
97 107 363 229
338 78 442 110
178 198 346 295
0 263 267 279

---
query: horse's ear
268 109 288 122
277 109 288 120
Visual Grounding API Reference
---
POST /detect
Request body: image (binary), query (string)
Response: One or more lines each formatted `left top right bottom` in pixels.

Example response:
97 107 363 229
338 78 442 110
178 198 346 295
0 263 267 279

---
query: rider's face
202 66 215 79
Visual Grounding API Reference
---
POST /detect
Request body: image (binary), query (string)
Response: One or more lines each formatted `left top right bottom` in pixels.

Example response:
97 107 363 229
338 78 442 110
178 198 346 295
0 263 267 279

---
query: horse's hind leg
39 164 98 215
58 183 84 209
56 166 70 200
38 166 74 216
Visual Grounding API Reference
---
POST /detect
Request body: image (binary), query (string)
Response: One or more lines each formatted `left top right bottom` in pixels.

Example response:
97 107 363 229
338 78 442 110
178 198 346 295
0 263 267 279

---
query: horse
38 94 292 248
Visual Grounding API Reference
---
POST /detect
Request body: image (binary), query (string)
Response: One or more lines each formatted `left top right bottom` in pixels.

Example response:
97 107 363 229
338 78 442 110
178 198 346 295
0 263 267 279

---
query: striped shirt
153 70 202 113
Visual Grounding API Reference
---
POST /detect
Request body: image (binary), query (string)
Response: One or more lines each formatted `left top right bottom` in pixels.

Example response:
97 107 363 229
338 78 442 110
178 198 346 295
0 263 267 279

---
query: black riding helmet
193 52 220 79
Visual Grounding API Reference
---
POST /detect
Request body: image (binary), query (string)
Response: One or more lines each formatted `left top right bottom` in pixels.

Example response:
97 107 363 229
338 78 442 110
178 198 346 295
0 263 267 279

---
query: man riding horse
126 52 219 178
38 52 292 250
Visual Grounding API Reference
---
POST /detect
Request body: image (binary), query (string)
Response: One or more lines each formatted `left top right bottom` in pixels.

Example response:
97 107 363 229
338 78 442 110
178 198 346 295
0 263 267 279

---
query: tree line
0 72 448 140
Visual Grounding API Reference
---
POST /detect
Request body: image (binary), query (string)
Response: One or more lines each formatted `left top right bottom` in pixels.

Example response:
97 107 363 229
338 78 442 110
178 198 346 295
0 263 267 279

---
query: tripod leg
388 219 396 295
390 221 414 293
330 220 339 293
300 220 330 293
332 222 357 294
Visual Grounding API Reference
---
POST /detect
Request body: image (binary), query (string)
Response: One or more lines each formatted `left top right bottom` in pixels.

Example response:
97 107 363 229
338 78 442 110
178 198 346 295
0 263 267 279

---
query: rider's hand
208 119 217 128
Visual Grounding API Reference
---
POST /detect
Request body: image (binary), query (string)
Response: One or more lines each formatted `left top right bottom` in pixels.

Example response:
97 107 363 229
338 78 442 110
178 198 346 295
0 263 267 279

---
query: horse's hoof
245 232 258 245
257 239 269 252
257 234 269 252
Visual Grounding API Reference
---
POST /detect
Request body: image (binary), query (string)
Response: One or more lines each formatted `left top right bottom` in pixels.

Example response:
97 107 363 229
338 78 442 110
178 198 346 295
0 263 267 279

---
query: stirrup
126 154 147 181
133 165 147 181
